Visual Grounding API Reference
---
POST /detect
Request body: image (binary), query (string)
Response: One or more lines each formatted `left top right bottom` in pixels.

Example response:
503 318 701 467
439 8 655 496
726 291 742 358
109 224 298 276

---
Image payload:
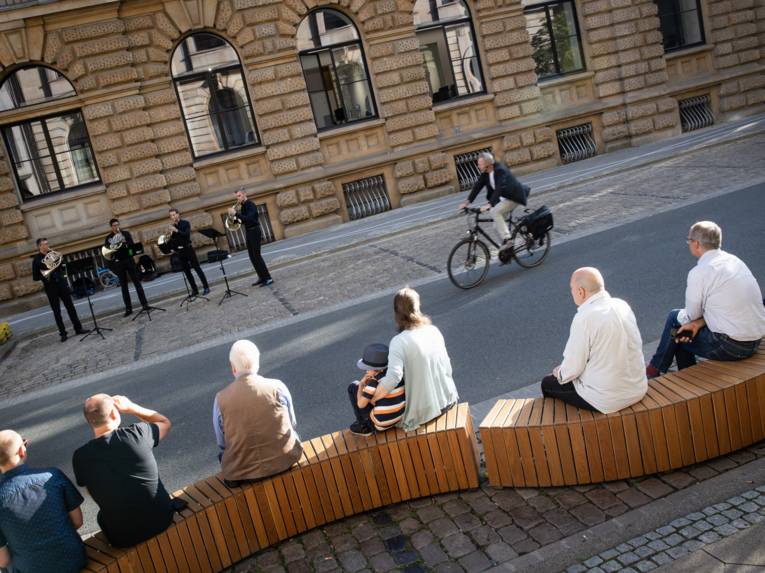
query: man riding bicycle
458 151 529 252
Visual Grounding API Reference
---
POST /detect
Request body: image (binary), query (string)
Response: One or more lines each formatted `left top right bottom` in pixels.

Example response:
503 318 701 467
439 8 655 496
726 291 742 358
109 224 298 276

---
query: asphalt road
5 113 764 337
3 182 764 535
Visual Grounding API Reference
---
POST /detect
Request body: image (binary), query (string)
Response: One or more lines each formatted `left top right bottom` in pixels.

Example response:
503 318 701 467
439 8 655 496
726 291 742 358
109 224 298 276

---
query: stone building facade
0 0 762 305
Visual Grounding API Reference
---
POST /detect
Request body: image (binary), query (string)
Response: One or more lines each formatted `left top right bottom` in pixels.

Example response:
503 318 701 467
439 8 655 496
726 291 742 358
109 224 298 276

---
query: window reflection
297 10 377 131
413 0 484 104
524 0 585 80
655 0 705 51
171 33 259 157
0 66 76 111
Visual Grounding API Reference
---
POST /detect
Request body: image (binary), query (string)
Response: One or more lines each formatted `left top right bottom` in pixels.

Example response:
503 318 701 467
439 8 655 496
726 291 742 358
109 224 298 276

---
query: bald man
542 268 647 413
0 430 85 573
72 395 184 548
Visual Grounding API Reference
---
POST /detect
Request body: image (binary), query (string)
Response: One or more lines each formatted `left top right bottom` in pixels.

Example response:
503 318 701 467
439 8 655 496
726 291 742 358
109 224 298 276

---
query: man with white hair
542 267 647 413
458 151 529 250
213 339 302 487
0 430 86 573
647 221 765 377
72 394 183 547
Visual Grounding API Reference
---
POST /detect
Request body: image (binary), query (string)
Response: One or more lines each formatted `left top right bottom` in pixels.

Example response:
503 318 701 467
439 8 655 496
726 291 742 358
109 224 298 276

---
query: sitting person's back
214 340 303 486
542 268 647 413
0 430 85 573
72 394 176 548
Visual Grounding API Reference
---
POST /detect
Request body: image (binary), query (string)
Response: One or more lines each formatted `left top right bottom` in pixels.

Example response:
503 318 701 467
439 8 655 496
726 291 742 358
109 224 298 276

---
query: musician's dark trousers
245 226 271 281
114 259 148 311
45 282 83 336
178 248 209 294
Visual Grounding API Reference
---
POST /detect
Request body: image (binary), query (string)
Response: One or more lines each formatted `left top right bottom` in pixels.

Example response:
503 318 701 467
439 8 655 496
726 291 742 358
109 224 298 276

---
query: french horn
101 232 125 261
225 201 242 232
41 250 63 279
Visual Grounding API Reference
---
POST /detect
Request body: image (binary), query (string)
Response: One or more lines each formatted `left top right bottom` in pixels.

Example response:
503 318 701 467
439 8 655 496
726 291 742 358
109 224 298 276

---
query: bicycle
97 266 120 289
447 206 552 289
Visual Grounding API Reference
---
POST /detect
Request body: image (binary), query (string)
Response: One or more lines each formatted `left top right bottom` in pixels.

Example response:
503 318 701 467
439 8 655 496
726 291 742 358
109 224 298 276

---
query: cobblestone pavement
222 442 765 573
567 485 765 573
1 130 764 399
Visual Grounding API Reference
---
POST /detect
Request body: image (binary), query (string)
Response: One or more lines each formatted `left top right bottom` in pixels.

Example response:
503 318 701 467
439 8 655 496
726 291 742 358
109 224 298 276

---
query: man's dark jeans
540 375 597 411
347 382 373 428
649 309 761 372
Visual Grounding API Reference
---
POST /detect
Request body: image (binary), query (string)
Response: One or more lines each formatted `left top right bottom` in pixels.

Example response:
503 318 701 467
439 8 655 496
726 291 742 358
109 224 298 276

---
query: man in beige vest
213 340 303 488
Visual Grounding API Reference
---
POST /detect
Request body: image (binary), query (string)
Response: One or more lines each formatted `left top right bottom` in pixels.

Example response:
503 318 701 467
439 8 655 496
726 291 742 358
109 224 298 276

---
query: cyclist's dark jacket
467 162 528 207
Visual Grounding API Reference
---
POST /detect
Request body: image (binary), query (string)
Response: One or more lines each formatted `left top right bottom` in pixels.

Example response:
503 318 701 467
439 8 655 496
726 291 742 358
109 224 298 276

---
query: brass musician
32 238 88 342
104 218 150 317
167 208 210 296
233 188 273 287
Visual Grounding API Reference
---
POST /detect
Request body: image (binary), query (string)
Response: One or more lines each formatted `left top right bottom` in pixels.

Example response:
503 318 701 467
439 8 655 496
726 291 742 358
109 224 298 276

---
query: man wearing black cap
346 343 406 436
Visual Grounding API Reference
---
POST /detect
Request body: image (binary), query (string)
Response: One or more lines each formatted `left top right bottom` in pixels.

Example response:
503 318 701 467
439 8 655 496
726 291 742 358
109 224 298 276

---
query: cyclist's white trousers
491 199 518 242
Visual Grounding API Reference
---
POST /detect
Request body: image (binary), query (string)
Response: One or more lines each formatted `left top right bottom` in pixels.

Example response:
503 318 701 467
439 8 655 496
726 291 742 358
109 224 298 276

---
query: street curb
488 455 765 572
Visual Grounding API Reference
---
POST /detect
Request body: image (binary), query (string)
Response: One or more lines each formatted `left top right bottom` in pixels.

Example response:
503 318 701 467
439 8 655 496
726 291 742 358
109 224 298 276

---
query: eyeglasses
21 437 29 447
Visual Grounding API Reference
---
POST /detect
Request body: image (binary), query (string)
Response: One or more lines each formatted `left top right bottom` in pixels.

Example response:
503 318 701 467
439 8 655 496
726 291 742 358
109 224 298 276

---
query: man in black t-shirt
72 394 182 548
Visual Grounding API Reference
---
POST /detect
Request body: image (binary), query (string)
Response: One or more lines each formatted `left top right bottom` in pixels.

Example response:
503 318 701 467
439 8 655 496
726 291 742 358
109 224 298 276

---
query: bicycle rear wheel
510 229 551 268
448 238 491 289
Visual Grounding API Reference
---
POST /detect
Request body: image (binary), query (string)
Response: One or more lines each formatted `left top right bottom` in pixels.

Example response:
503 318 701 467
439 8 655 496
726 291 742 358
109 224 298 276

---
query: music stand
66 257 112 341
176 257 209 310
130 248 166 321
198 227 247 306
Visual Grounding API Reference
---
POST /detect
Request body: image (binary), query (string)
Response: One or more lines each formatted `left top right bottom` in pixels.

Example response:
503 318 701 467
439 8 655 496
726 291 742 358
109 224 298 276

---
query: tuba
224 201 242 232
101 232 125 261
41 250 63 279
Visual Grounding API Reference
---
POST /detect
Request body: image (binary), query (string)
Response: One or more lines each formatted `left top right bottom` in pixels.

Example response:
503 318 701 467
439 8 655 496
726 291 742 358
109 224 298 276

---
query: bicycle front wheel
447 238 491 289
510 229 551 269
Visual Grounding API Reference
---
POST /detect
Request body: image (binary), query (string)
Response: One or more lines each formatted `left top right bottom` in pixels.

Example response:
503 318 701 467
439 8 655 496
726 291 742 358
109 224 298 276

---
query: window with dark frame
523 0 585 80
0 66 100 202
171 32 259 158
654 0 705 52
413 0 485 105
297 9 377 132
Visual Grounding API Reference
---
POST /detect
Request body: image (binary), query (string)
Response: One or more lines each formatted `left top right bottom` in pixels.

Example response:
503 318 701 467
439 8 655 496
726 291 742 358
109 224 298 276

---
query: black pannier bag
520 206 554 239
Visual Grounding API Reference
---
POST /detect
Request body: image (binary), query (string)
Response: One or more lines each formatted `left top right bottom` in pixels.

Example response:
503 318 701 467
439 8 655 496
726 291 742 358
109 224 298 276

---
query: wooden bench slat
513 399 540 486
650 380 696 467
435 412 460 492
552 400 578 485
663 375 710 463
618 408 644 477
674 369 732 455
373 431 403 504
486 400 518 487
527 399 553 487
539 399 566 486
331 431 368 514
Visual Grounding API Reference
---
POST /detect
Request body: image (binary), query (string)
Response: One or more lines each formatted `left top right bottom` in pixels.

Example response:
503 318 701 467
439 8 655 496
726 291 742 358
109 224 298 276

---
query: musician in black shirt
230 189 272 287
104 218 149 317
32 238 88 342
168 208 210 296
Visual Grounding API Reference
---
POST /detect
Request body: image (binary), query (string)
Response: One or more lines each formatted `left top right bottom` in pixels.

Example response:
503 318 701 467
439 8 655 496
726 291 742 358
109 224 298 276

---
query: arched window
171 33 259 158
0 66 100 201
297 10 377 131
413 0 485 104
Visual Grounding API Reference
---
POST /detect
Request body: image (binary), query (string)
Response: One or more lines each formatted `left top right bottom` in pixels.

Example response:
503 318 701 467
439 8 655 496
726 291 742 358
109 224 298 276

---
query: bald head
83 393 116 429
570 267 605 306
0 430 24 469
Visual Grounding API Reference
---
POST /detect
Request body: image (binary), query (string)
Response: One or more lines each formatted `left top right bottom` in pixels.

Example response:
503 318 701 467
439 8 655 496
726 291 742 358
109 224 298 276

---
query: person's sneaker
349 421 374 436
646 364 661 379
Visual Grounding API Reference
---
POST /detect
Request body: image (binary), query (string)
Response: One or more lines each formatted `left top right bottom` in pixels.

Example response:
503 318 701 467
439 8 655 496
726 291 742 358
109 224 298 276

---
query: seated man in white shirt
647 221 765 377
542 267 647 413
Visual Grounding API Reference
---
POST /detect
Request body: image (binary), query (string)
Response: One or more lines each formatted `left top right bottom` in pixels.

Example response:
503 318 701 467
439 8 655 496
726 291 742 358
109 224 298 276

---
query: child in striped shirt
347 343 406 436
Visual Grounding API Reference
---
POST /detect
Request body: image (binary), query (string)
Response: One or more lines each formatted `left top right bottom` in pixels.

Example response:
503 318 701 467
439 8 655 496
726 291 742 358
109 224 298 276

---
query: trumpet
41 250 63 279
225 201 242 232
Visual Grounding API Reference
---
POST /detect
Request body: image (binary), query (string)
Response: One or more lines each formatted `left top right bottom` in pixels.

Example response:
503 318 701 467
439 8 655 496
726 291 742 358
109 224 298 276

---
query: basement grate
454 147 492 192
556 123 597 163
221 202 275 252
343 174 391 221
679 95 714 132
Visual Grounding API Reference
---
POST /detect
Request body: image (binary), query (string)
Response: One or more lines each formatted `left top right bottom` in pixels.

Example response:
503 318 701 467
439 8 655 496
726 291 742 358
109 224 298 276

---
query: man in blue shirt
0 430 85 573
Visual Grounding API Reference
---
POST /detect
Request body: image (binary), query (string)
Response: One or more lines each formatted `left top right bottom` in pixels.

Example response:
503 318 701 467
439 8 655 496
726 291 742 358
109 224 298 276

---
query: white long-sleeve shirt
557 290 647 414
677 249 765 342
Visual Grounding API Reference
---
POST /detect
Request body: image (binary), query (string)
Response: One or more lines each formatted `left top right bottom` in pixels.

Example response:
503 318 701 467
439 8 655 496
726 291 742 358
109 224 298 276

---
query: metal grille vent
343 174 391 221
556 123 597 163
221 203 275 252
454 148 492 192
679 95 714 132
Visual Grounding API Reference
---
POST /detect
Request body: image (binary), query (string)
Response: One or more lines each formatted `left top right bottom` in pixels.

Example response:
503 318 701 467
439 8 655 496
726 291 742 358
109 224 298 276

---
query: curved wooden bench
480 347 765 488
80 403 479 572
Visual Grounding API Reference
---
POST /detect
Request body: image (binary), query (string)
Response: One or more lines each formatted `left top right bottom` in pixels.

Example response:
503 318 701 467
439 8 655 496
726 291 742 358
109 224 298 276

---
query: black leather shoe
202 287 210 295
259 278 274 287
252 279 263 286
75 328 90 335
124 309 133 317
190 290 199 297
142 305 151 312
60 333 68 342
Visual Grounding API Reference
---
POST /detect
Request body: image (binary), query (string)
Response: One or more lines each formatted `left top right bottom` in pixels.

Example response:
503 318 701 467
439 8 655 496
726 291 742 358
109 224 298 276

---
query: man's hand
480 203 491 213
676 318 705 343
112 395 134 414
552 366 561 380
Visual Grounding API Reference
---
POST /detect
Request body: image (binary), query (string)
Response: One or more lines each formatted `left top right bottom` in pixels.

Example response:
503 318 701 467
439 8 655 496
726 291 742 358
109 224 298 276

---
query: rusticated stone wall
709 0 765 113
